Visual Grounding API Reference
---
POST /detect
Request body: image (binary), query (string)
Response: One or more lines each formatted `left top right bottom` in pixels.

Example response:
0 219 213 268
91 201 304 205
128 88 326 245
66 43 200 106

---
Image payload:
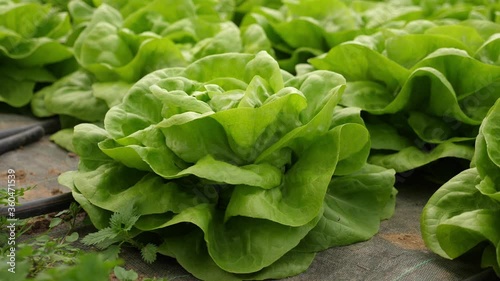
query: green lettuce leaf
32 70 109 121
297 164 396 252
369 142 475 173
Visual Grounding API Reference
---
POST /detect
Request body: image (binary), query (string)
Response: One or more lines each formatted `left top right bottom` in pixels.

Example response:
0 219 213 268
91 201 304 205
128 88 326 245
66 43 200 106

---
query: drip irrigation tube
0 192 75 219
0 117 60 155
0 116 72 218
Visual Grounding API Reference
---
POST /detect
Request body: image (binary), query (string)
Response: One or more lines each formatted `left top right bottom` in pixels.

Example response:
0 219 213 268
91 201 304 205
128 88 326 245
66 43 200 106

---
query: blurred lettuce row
30 0 272 137
421 99 500 277
60 52 396 281
309 14 500 175
0 0 74 108
237 0 500 72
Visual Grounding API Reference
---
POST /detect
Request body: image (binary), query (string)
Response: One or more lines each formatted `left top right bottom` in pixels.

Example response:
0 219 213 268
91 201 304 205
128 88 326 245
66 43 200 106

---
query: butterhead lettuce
310 19 500 174
60 51 396 280
31 1 273 123
421 98 500 276
0 0 73 107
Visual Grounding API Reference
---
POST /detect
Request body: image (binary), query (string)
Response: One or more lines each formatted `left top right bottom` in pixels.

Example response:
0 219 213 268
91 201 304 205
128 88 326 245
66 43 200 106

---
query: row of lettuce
1 0 499 279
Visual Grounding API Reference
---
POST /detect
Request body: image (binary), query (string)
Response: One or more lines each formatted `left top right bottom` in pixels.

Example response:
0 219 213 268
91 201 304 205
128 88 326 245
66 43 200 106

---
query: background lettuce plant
0 0 73 108
309 10 500 175
237 0 500 72
31 0 273 123
60 51 396 280
421 98 500 275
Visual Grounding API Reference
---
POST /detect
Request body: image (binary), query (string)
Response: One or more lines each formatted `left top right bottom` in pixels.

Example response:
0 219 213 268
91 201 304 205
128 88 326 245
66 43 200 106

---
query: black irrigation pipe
0 192 76 219
0 116 75 219
0 117 61 155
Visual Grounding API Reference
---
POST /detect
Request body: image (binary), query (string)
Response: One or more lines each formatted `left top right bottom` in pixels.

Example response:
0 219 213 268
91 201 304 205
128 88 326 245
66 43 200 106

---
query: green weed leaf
141 244 158 264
